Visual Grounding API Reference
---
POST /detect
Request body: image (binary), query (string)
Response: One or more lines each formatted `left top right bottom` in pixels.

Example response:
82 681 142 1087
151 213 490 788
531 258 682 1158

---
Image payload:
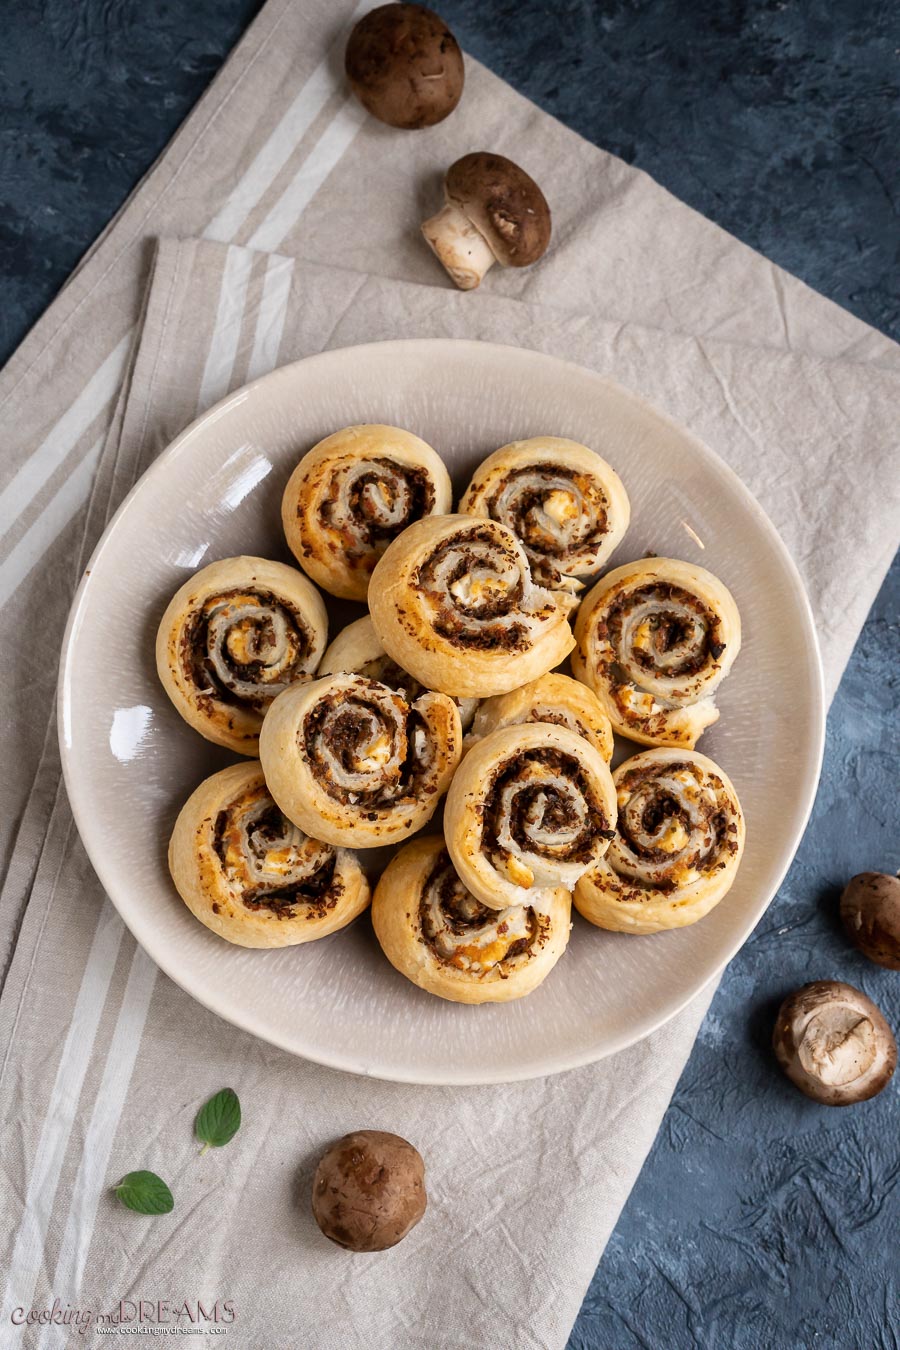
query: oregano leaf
114 1171 174 1215
195 1087 241 1150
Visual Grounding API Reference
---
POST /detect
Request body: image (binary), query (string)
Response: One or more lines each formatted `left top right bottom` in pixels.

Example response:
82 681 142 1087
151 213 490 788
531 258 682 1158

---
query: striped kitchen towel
0 1 898 1346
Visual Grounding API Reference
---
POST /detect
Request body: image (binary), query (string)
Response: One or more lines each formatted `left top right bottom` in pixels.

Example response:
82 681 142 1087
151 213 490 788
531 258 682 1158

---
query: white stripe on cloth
0 435 104 610
0 334 129 546
246 97 367 253
195 245 256 413
0 903 125 1326
5 13 372 1306
35 947 158 1348
202 0 374 245
245 254 296 382
5 33 364 1320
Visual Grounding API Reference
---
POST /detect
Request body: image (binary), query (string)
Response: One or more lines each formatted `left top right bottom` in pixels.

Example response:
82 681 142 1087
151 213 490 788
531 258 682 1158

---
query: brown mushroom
772 981 896 1106
840 872 900 969
421 152 552 290
345 4 464 130
311 1129 427 1251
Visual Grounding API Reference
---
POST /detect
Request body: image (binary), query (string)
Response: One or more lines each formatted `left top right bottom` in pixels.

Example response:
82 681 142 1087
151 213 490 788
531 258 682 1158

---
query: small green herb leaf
195 1088 241 1150
114 1171 174 1215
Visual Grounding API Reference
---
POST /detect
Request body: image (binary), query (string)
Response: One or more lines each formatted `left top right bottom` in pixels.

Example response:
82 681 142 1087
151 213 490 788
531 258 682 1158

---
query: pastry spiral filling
574 560 741 749
354 653 427 705
320 617 480 733
184 588 313 709
213 784 342 917
605 582 724 698
302 679 435 807
415 524 565 651
466 674 614 764
485 748 612 889
524 707 591 740
320 457 434 559
421 852 545 974
609 759 740 891
353 653 478 734
484 463 610 585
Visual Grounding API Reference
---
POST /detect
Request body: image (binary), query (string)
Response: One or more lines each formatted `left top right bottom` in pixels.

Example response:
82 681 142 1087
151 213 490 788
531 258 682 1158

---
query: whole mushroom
773 981 896 1106
840 872 900 970
345 4 464 130
311 1129 427 1251
422 152 552 290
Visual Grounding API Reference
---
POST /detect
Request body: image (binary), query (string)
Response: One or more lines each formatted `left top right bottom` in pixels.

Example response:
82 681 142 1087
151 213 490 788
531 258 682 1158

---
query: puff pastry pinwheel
444 722 617 911
281 424 452 601
459 437 629 592
368 515 576 699
574 747 745 933
319 615 478 732
372 836 571 1004
258 673 462 848
156 556 327 755
466 672 613 763
572 557 741 748
168 761 369 948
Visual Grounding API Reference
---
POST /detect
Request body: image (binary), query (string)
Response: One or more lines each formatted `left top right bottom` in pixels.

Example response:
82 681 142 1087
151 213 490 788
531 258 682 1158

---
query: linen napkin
1 0 898 1345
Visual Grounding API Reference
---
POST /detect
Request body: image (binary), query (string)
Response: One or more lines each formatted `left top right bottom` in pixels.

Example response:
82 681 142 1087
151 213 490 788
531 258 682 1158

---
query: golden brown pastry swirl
444 722 617 910
574 748 745 933
282 424 452 600
460 437 630 590
369 515 576 698
572 558 741 748
156 556 327 754
168 762 369 947
259 673 462 847
372 836 571 1003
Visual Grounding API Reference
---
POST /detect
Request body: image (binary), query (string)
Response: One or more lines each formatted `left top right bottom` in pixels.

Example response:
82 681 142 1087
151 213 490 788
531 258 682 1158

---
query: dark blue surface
2 2 898 1346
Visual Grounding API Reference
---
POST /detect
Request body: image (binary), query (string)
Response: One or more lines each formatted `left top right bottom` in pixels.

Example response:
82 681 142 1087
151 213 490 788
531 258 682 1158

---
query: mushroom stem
421 203 497 290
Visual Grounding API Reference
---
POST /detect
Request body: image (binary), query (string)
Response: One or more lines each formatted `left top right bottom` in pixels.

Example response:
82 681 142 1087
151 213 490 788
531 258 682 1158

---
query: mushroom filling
213 786 341 917
319 457 434 562
609 762 740 891
485 463 610 576
420 852 542 974
356 653 425 704
414 524 555 651
302 680 435 808
183 588 313 710
355 655 476 732
604 583 725 695
484 748 610 889
521 706 591 741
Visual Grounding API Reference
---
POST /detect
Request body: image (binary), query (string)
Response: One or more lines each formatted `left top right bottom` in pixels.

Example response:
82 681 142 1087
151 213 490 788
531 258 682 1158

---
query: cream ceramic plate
59 341 824 1085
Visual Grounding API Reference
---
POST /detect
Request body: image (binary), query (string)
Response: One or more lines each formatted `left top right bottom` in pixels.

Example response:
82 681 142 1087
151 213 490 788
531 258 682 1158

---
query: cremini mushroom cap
345 3 464 130
840 872 900 969
444 152 552 266
311 1130 427 1251
772 980 897 1106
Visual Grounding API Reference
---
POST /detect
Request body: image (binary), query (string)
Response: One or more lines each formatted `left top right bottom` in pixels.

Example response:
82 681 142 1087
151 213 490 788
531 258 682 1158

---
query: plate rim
58 337 826 1085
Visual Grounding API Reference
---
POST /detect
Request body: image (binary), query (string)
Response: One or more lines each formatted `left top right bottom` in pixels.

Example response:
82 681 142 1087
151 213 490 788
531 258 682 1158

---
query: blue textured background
2 2 898 1345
